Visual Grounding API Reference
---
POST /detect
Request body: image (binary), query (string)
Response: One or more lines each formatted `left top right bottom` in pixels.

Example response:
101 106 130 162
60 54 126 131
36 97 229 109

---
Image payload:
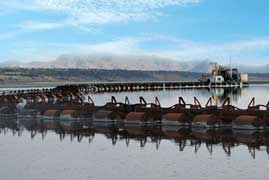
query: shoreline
0 80 268 90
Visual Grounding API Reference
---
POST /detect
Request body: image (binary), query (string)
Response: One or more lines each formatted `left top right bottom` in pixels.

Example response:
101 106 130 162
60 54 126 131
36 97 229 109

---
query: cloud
62 36 269 63
1 0 200 31
18 21 64 30
0 31 20 40
0 29 30 40
144 38 269 64
58 37 269 65
5 35 269 65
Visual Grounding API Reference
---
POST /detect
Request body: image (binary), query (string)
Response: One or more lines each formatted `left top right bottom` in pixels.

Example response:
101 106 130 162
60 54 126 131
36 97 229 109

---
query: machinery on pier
200 62 248 84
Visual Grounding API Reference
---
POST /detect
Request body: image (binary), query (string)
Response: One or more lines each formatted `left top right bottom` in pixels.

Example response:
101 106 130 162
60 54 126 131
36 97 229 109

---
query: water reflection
210 87 243 106
1 117 268 159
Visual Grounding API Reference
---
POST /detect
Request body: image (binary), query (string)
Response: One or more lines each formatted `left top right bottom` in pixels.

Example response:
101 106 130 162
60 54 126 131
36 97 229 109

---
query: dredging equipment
1 94 268 130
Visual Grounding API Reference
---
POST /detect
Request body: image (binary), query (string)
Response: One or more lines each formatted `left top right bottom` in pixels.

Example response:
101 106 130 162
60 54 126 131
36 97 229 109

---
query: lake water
90 84 269 109
1 84 269 180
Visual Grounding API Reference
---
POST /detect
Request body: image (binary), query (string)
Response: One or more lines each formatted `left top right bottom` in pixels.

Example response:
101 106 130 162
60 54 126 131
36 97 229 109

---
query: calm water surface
0 84 269 180
91 84 269 108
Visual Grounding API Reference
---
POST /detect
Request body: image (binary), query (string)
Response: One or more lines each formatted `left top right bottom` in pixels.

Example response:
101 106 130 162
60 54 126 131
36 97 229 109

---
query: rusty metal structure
1 89 269 130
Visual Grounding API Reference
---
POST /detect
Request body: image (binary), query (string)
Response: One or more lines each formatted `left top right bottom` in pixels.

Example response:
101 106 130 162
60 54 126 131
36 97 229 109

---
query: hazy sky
0 0 269 65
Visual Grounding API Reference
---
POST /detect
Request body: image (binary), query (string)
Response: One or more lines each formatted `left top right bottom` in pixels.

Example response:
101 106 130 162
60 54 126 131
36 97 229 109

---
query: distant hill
1 54 268 73
3 54 211 72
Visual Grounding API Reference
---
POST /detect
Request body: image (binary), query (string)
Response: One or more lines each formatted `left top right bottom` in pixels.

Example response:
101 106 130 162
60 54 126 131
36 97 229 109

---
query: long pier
83 81 248 93
0 81 249 95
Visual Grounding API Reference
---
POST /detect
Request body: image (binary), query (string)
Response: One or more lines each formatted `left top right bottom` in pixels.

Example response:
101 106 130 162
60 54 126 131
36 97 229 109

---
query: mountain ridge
0 54 211 72
1 54 268 73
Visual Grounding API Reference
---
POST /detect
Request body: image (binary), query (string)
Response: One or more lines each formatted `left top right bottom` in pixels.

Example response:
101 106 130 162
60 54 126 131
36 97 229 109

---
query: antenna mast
230 56 232 79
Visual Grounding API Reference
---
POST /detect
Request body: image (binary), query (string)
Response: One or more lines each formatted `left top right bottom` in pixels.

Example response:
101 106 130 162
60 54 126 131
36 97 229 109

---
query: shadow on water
1 116 269 159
